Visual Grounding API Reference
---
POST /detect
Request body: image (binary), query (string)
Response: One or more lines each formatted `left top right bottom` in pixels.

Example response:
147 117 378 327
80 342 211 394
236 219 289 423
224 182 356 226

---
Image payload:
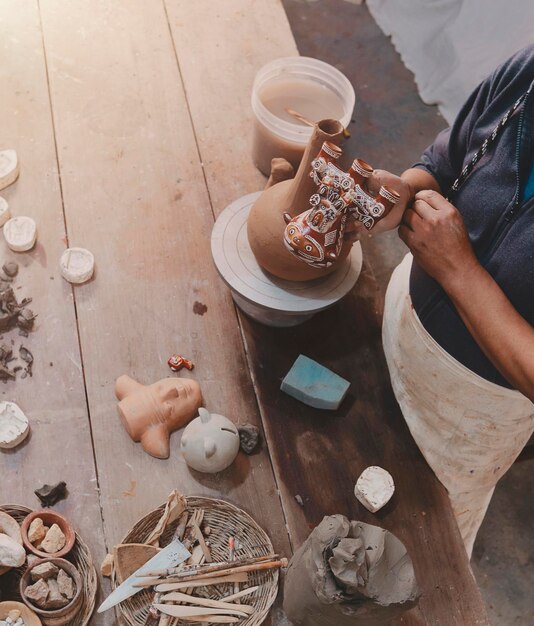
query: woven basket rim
114 494 279 626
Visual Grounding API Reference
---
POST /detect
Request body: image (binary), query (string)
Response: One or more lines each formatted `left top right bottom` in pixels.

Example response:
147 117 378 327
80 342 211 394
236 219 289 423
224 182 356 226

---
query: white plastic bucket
251 56 355 175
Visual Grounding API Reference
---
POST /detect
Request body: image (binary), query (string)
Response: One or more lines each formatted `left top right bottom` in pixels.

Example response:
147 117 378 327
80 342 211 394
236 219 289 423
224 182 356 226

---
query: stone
0 532 26 567
26 554 40 567
2 262 18 278
45 578 69 609
238 424 260 454
0 150 19 191
28 517 47 544
0 197 11 228
100 552 114 577
281 355 350 410
59 247 95 284
0 401 30 449
34 481 68 507
3 217 37 253
57 567 75 599
31 560 59 581
24 578 49 608
40 523 66 554
354 465 395 513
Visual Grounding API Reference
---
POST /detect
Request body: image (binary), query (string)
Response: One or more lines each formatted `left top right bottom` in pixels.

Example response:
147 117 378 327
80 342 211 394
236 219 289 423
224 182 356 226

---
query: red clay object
21 510 75 559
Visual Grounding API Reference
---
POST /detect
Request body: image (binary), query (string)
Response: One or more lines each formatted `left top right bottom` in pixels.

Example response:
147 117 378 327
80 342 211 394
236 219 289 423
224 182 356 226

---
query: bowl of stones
20 558 82 626
20 512 75 560
0 601 42 626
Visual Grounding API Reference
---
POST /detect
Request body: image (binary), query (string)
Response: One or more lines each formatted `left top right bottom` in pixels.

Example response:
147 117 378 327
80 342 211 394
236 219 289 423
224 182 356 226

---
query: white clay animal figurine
180 408 240 473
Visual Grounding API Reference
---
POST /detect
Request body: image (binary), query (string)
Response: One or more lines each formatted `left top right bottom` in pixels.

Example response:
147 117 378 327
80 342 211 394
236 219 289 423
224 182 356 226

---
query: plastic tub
251 57 355 176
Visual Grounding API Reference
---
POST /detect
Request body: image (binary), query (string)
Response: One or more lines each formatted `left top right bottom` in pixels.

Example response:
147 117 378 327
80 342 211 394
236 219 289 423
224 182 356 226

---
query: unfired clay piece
4 217 37 252
0 533 26 568
0 197 11 227
0 150 19 191
283 515 419 626
180 407 240 473
59 247 95 284
115 375 202 459
0 401 30 449
354 466 395 513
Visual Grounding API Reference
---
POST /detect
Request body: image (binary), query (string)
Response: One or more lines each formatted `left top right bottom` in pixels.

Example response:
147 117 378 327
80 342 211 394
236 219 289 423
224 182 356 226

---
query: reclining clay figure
115 375 202 459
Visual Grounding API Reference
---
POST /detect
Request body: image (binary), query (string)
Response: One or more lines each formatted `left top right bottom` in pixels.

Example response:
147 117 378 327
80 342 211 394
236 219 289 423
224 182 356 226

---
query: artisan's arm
400 190 534 401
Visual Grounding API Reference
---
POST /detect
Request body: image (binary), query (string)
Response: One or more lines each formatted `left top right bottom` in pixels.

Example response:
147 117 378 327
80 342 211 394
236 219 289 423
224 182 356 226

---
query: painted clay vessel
115 375 202 459
180 408 240 473
283 148 400 269
247 119 348 281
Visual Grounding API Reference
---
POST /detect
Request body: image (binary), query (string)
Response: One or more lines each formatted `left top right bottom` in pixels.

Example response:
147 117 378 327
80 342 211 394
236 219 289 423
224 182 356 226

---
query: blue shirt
411 45 534 389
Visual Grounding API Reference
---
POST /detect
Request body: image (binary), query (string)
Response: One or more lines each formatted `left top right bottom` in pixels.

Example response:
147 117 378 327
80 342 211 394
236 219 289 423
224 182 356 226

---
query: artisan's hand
399 190 480 289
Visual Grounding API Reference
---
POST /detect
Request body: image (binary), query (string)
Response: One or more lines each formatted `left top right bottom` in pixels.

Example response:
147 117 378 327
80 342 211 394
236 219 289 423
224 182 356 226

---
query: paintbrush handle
143 553 278 578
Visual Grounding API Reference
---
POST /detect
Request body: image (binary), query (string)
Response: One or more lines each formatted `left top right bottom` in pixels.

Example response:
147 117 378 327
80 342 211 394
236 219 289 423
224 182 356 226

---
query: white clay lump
0 197 11 227
59 247 95 284
0 533 26 568
0 401 30 449
354 465 395 513
4 217 37 252
0 150 19 191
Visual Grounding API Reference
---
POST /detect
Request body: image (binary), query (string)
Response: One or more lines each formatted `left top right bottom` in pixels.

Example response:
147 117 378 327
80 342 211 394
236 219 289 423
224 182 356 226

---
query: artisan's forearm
401 168 441 195
443 265 534 400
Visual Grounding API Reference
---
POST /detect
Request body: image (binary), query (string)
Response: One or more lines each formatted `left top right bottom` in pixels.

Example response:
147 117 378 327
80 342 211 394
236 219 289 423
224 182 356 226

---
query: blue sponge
281 355 350 410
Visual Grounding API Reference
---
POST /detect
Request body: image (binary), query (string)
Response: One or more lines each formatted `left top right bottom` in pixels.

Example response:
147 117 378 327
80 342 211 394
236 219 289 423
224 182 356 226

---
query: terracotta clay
247 119 348 281
115 375 202 459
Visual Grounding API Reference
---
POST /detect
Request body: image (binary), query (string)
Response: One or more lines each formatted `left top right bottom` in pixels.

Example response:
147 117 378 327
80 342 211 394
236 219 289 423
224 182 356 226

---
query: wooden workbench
0 1 489 624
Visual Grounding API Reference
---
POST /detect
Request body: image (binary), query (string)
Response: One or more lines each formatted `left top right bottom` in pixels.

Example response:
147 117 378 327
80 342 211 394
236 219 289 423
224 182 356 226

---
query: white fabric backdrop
366 0 534 123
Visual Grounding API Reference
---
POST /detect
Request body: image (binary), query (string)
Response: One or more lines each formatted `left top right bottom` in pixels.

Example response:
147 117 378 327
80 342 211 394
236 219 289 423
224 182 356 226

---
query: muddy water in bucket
251 57 355 175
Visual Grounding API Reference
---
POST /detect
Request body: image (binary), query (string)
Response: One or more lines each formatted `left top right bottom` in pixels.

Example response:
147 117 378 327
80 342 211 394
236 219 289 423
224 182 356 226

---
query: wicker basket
0 504 97 626
114 496 279 626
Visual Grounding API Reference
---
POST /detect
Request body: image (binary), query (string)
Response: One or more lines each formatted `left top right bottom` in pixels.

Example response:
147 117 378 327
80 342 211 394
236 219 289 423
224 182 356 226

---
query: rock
59 247 95 284
3 217 37 253
40 523 66 554
0 401 30 450
57 567 75 599
2 262 18 278
0 532 26 567
31 560 59 581
100 553 114 577
24 578 49 608
0 511 22 543
28 517 47 544
34 481 68 507
45 578 69 609
26 554 40 567
238 423 260 454
354 466 395 513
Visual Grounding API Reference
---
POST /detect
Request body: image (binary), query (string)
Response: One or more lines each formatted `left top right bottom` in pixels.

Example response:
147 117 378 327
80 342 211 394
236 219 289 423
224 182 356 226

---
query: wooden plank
0 1 110 622
164 1 488 622
164 0 298 213
239 265 489 625
38 0 290 567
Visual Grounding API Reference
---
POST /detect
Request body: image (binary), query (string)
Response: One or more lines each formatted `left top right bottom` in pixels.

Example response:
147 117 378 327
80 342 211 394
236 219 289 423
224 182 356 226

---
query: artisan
369 45 534 556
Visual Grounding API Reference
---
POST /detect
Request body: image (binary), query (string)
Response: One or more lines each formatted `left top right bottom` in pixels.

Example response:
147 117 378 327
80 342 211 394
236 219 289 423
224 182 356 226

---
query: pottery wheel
211 192 363 321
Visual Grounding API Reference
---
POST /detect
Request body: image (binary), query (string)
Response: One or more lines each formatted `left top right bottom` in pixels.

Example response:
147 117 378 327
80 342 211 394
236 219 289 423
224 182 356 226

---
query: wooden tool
154 604 249 618
221 586 259 602
142 553 279 578
154 573 248 592
285 108 314 127
159 592 254 614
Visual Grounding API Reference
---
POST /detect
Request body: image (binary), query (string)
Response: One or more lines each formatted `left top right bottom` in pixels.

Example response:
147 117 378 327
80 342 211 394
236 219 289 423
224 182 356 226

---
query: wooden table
1 1 489 624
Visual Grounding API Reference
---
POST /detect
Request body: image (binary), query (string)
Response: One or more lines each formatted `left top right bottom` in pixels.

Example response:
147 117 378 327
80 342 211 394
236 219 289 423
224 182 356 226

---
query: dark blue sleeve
412 44 534 195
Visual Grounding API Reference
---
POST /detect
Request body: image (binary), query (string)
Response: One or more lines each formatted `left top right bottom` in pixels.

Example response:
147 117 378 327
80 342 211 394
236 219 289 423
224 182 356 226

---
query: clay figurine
283 145 400 269
167 354 194 372
354 466 395 513
180 407 240 473
115 375 202 459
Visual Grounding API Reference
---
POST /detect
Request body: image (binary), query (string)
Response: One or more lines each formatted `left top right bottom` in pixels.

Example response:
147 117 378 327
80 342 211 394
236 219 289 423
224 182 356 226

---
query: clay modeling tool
281 354 350 410
154 605 249 619
154 573 248 592
142 553 278 578
97 530 190 613
158 592 255 614
285 108 351 137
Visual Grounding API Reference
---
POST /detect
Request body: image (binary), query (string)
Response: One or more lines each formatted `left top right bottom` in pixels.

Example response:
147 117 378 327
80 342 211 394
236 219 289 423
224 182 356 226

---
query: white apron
382 254 534 556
